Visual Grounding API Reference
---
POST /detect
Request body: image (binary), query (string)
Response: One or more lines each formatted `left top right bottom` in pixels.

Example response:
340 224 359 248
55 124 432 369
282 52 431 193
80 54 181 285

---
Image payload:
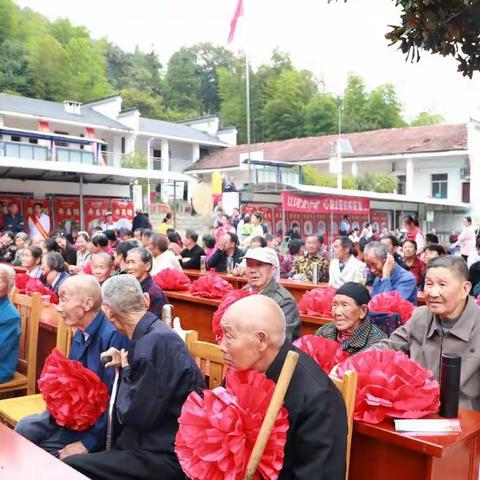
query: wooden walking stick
243 350 299 480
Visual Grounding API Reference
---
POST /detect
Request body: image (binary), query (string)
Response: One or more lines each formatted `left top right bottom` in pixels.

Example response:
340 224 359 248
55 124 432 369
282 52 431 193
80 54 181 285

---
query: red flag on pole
228 0 244 44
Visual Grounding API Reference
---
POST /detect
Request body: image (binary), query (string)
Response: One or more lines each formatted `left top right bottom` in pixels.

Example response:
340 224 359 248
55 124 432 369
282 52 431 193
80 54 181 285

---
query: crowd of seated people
1 207 480 479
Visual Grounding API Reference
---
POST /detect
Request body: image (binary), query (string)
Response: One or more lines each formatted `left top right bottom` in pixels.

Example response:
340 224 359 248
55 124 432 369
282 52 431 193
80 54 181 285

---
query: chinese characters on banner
370 210 391 232
22 198 52 230
281 191 370 214
53 197 81 233
111 199 134 222
84 197 110 233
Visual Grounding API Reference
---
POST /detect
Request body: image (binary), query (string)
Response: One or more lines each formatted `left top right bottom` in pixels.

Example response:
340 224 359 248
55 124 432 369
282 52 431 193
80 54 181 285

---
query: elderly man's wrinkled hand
382 253 395 279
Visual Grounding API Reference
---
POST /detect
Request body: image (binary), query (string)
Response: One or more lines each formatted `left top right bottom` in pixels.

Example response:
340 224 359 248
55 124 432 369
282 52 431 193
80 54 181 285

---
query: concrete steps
150 213 214 238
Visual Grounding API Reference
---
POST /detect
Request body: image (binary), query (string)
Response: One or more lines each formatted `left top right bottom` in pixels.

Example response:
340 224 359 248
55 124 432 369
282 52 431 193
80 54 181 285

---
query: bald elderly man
16 275 130 459
220 295 347 479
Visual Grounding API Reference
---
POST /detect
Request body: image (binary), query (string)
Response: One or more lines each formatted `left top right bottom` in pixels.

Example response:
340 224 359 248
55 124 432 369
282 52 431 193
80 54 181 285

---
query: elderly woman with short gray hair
125 247 168 318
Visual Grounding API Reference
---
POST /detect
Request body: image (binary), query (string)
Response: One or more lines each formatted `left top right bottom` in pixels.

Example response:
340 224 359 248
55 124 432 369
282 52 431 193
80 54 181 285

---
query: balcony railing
0 140 108 166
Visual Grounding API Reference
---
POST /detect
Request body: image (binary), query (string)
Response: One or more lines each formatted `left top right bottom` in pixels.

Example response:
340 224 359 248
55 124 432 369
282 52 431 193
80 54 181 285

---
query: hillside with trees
0 0 444 144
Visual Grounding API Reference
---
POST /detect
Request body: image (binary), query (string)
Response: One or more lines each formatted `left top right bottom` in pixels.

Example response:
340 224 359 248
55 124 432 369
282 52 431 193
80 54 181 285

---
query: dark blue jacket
371 263 418 305
3 213 24 234
58 311 130 451
115 312 206 453
140 275 168 318
0 296 21 383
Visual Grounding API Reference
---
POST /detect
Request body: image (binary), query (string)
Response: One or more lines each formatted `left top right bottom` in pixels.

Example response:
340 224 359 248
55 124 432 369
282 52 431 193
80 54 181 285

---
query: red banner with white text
281 191 370 214
84 198 110 234
53 197 81 233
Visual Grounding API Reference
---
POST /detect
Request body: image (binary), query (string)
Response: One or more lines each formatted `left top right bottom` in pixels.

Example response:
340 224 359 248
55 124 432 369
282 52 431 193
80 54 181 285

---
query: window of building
463 182 470 203
397 175 406 195
11 136 21 142
431 173 448 199
54 131 69 147
121 137 126 154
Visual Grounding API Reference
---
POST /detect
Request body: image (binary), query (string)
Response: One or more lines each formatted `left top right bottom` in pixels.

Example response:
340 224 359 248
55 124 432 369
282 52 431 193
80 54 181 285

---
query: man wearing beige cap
243 247 301 340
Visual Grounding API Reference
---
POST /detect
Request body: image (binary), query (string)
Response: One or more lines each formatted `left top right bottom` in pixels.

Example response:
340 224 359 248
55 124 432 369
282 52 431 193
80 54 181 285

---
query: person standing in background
453 216 476 262
28 203 50 241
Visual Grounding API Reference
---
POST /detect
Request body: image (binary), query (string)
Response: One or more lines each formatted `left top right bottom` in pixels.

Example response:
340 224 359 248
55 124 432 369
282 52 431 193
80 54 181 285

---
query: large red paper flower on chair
153 268 191 291
298 286 336 317
190 274 233 299
293 335 349 374
368 291 415 324
176 369 289 480
14 273 29 294
38 348 109 431
25 278 59 304
336 349 440 424
212 289 252 343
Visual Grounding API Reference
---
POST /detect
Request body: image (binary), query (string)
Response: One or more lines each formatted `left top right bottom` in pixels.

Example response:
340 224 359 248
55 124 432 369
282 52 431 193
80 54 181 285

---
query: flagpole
245 52 252 189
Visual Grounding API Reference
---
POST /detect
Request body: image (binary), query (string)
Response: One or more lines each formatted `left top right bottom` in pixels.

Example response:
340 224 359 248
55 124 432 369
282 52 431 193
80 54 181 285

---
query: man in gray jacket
374 255 480 411
244 247 301 340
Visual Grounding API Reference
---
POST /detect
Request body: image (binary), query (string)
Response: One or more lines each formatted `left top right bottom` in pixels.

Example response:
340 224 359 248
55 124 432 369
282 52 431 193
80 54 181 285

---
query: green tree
410 111 445 126
301 166 336 187
49 18 89 45
121 149 147 169
304 93 339 136
263 70 318 140
0 0 18 45
61 37 113 101
120 88 165 119
0 40 32 96
363 84 406 130
27 34 65 100
342 74 368 133
164 48 202 114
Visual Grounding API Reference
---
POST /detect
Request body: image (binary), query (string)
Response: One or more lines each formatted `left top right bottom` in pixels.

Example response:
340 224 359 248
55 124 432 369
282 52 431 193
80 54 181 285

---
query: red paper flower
38 348 110 431
212 289 252 343
176 369 288 480
368 291 415 324
15 273 29 294
298 286 336 317
153 268 191 291
336 349 440 424
293 335 349 373
190 274 233 299
25 278 59 304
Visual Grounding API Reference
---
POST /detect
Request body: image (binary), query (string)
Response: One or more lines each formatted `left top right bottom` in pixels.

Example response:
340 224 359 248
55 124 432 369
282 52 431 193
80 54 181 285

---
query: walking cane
243 350 299 480
101 356 120 452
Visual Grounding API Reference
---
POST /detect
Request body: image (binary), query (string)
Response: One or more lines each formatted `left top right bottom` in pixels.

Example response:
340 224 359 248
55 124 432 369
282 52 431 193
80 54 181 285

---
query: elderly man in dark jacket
65 274 206 480
244 247 301 340
16 275 130 458
220 294 347 479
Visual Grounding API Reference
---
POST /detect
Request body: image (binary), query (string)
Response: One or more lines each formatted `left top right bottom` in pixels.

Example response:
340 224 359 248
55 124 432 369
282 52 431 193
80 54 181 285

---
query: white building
186 123 473 236
0 93 234 202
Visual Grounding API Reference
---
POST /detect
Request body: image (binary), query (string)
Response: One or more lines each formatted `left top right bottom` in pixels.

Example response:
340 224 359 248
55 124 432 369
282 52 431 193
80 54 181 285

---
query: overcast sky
14 0 480 123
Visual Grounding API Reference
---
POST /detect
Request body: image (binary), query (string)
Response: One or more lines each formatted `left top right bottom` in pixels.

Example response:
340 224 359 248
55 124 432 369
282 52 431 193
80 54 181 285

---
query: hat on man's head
335 282 371 306
105 211 112 216
243 247 278 266
135 208 143 214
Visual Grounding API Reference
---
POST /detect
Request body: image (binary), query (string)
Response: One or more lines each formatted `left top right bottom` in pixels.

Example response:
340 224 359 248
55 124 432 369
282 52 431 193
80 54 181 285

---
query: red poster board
258 206 274 235
0 194 22 210
110 199 134 222
22 198 51 235
301 212 315 237
53 197 81 233
84 197 110 234
371 210 390 232
273 207 284 236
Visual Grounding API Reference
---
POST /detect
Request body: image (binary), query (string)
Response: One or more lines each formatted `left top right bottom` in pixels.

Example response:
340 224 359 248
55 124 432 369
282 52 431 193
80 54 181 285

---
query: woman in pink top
214 215 235 248
454 216 476 261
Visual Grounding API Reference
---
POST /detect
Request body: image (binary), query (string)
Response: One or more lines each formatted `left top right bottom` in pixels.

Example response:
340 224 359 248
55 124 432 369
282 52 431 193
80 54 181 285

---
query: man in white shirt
28 202 50 240
329 236 366 288
150 233 182 275
100 211 116 231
